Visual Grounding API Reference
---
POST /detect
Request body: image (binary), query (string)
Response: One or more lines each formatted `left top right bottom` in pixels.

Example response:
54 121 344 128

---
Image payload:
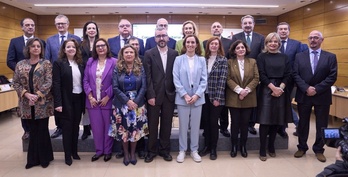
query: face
277 24 290 40
209 39 219 54
29 41 41 56
129 39 140 51
308 31 323 50
118 20 132 38
55 17 69 33
123 47 135 63
185 36 197 53
241 17 254 34
234 43 246 57
22 19 35 36
267 36 280 52
95 40 107 56
157 19 168 30
64 41 76 58
211 22 223 37
86 23 97 38
155 30 169 48
183 23 194 36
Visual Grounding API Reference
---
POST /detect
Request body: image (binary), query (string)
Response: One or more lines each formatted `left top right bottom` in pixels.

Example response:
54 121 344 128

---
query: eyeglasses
96 44 106 48
212 25 222 29
119 24 131 28
55 23 67 26
308 36 321 40
157 24 168 28
155 34 168 38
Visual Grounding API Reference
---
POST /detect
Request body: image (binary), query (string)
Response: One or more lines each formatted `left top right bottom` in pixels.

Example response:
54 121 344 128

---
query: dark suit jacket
283 38 302 69
203 37 233 58
52 58 85 119
231 32 264 59
144 37 176 51
45 34 81 63
144 47 179 104
7 36 46 71
293 50 337 105
108 35 145 58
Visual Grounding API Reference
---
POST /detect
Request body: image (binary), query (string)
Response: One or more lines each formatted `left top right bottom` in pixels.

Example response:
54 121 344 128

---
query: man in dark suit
203 21 233 137
276 22 302 138
144 18 176 51
293 30 337 162
143 27 179 163
108 19 145 58
231 15 265 135
7 18 46 140
45 14 81 139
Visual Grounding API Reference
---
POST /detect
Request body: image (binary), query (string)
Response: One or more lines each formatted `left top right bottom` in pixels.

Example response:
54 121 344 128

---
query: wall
278 0 348 86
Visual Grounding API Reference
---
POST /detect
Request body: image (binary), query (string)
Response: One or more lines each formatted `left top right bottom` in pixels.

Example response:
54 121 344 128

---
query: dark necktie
123 38 128 45
312 50 319 74
60 35 65 45
246 34 251 47
280 40 286 53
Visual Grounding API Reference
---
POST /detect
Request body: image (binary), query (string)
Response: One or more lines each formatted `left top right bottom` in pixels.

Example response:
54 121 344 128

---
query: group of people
7 13 337 169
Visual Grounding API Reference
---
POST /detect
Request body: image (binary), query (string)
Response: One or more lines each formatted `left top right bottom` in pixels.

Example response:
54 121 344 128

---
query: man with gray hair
144 18 176 51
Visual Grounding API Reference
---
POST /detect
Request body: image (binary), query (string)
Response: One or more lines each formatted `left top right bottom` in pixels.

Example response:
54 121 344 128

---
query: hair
181 20 198 38
117 44 142 76
263 32 281 53
58 39 83 64
92 38 112 59
241 15 254 23
127 36 139 44
23 38 44 59
204 36 225 58
55 14 69 24
181 34 202 56
229 40 251 59
81 21 100 52
20 18 33 27
277 22 290 31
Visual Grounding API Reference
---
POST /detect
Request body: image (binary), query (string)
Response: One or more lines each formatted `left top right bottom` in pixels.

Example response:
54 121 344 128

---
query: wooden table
0 89 18 112
330 91 348 119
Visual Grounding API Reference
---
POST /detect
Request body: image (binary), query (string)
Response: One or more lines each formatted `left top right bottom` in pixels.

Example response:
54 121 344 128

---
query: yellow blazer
225 58 259 108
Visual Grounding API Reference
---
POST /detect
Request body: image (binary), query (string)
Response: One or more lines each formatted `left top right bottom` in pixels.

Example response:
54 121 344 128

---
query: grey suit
45 33 81 63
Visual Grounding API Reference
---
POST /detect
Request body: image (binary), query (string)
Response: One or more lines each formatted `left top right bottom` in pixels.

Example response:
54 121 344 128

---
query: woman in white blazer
173 34 207 163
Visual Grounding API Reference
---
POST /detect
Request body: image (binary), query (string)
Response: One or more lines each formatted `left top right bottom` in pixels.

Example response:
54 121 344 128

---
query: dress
110 72 148 142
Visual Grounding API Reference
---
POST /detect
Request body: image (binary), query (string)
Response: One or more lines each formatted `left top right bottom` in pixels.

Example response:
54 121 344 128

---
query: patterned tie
246 34 251 47
60 35 65 45
312 50 319 74
280 40 286 53
123 38 128 45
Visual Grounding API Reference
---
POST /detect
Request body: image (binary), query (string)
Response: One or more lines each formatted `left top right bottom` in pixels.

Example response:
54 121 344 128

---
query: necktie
280 40 286 53
246 34 251 47
60 35 65 45
123 38 128 45
312 50 319 74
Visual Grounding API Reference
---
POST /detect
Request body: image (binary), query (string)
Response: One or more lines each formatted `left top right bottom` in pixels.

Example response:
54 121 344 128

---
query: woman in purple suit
83 38 117 162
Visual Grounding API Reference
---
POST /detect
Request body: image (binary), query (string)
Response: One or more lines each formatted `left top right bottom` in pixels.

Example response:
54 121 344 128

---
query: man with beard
143 27 179 163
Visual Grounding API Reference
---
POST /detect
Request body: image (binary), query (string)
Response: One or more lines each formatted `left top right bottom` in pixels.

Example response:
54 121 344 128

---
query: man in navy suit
108 19 145 58
45 14 81 139
276 22 302 138
7 18 46 140
144 18 176 51
293 30 337 162
231 15 265 135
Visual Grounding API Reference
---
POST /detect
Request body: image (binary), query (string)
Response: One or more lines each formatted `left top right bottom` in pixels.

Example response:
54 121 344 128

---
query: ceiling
0 0 317 16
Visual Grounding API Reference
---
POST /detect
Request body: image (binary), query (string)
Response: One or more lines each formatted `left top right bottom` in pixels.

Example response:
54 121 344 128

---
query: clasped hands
89 95 110 108
25 92 38 106
306 86 317 96
127 100 138 110
239 89 249 100
184 94 199 105
271 87 284 97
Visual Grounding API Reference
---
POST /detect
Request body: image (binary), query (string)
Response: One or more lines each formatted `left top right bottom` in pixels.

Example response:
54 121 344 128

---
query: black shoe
65 157 72 166
210 149 217 160
277 129 288 138
137 151 146 159
50 128 62 139
41 162 49 168
230 145 237 158
220 129 231 137
91 154 103 162
144 153 157 163
72 154 81 160
81 125 91 140
104 153 112 162
198 146 210 156
123 159 130 166
240 146 248 158
115 152 124 159
159 153 173 161
248 126 257 135
130 158 137 165
25 164 37 169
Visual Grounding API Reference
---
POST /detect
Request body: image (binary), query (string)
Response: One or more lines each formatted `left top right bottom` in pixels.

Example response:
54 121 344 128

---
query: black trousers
21 119 30 132
219 106 229 130
259 124 278 156
229 107 252 147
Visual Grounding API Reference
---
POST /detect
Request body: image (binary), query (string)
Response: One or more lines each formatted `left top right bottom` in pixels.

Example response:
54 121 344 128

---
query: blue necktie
60 35 65 45
312 50 319 74
246 34 251 47
280 40 286 53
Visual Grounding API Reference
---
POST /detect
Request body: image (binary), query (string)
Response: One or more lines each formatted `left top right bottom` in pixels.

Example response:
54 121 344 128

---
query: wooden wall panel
288 20 303 32
303 1 325 17
322 35 348 50
324 0 348 11
303 14 324 29
327 49 348 63
324 6 348 24
324 21 348 37
337 63 348 77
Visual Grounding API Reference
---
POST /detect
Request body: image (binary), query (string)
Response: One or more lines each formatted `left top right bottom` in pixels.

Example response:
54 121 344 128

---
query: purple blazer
83 57 117 109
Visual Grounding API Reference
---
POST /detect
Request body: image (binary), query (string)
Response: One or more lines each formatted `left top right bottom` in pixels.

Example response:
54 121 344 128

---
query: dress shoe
137 151 146 159
115 152 124 159
22 132 30 140
240 146 248 158
25 163 37 169
277 129 288 139
316 153 326 162
210 149 217 160
259 156 267 161
220 129 231 137
50 128 62 139
104 153 112 162
159 153 173 161
248 126 257 135
65 157 72 166
268 152 276 157
41 162 49 168
91 154 103 162
294 150 306 158
144 153 156 163
198 146 210 157
230 145 237 158
72 154 81 160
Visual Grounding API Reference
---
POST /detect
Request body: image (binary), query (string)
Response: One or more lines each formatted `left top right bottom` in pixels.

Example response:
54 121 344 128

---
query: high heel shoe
123 159 130 166
230 145 237 158
240 145 248 158
65 157 72 166
130 159 137 165
72 154 81 160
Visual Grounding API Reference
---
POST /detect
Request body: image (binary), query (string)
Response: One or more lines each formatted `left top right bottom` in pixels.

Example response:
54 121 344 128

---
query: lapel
314 51 325 75
90 59 97 83
232 59 243 85
153 48 165 74
19 36 25 48
303 50 314 77
54 34 61 50
209 56 220 77
285 39 293 53
101 58 112 82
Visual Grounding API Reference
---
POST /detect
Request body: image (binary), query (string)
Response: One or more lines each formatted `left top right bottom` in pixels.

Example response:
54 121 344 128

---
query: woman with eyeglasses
83 38 117 162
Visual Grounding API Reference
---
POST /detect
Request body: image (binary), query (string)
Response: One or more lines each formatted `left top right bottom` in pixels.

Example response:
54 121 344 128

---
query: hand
184 94 192 104
89 97 98 108
25 92 38 103
148 98 155 106
55 106 63 112
239 94 245 100
99 95 110 107
213 100 220 107
336 146 343 161
306 86 317 96
239 89 249 98
188 95 199 105
127 100 137 110
271 87 284 97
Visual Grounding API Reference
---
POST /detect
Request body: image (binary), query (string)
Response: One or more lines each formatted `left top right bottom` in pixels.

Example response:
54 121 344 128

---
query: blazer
112 67 147 109
205 55 228 105
144 47 179 104
7 36 46 71
225 58 259 108
13 59 54 119
293 49 337 105
231 32 264 59
145 36 176 51
45 33 81 63
173 54 207 106
283 38 302 68
52 58 85 119
83 57 117 109
203 37 233 58
108 35 145 58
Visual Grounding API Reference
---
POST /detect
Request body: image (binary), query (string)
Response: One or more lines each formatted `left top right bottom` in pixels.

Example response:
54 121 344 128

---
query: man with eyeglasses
108 19 145 58
45 14 81 139
293 30 337 163
7 18 46 140
144 18 176 51
143 27 179 163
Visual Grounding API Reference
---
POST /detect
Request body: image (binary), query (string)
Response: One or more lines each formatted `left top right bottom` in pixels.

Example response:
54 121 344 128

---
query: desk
0 89 18 112
331 92 348 119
